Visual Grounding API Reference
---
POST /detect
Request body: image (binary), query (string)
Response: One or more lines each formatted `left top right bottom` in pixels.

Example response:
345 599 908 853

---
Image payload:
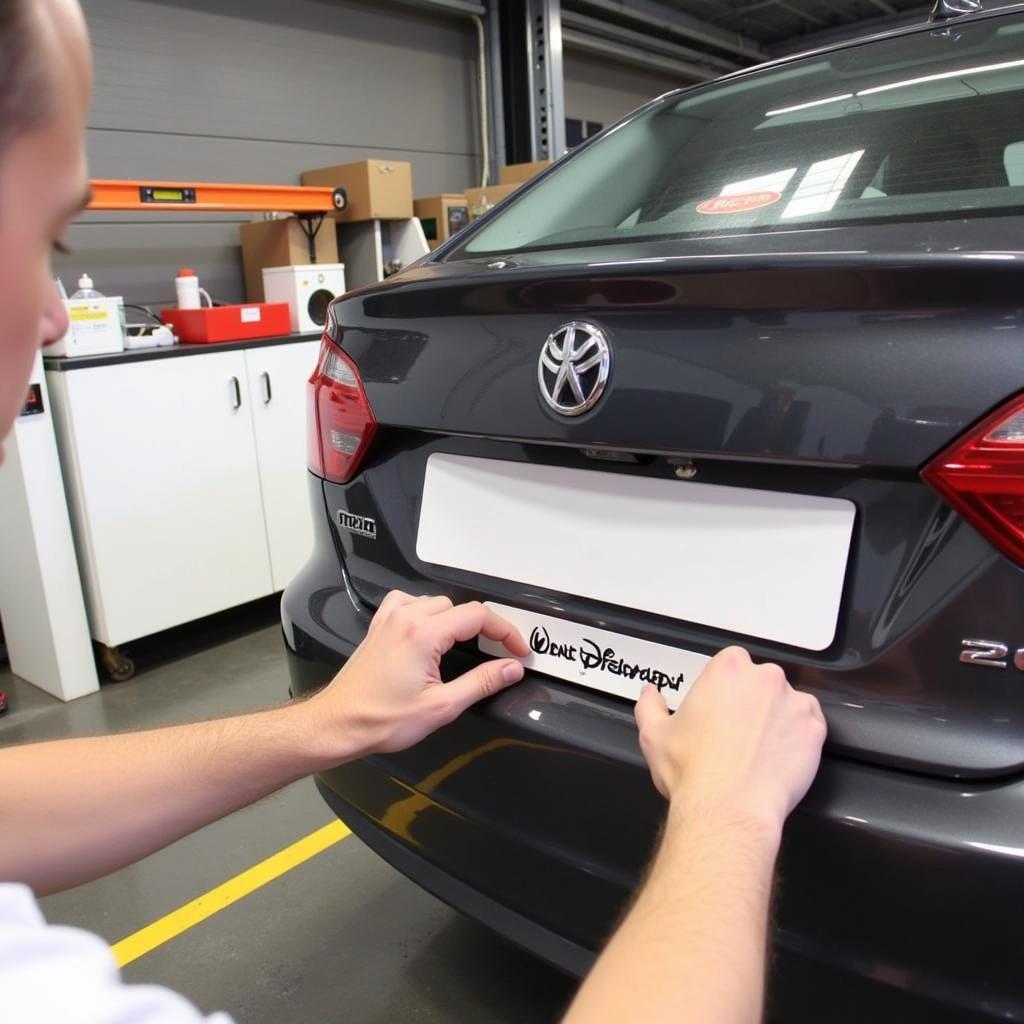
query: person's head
0 0 91 458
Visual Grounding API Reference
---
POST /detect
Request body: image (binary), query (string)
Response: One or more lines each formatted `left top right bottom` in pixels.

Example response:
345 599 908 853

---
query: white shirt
0 883 233 1023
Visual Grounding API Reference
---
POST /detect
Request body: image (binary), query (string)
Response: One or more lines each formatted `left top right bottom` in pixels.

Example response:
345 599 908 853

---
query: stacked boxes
301 159 426 290
465 160 553 220
239 216 339 304
413 194 469 250
302 160 414 222
499 159 551 185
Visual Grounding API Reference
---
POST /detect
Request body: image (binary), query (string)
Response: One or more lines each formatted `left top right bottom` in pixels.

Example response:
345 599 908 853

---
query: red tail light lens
306 336 377 484
922 394 1024 566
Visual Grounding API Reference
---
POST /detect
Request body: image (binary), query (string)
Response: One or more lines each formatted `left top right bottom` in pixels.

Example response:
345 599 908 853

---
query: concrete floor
0 604 577 1022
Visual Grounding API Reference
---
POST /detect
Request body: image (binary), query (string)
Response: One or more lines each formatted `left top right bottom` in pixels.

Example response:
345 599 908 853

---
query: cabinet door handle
229 376 242 410
260 371 272 404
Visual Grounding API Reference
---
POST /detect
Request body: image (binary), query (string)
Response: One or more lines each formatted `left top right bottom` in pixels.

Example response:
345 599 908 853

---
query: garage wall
59 0 483 307
563 51 681 131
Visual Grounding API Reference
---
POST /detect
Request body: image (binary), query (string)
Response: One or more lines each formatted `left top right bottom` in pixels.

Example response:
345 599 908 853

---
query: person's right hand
305 591 529 760
634 646 826 834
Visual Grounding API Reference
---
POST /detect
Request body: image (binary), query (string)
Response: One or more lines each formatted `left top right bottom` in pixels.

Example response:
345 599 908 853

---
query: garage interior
0 0 1012 1021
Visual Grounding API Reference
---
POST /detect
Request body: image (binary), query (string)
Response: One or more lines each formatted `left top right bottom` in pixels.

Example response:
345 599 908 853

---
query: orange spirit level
86 180 349 262
87 179 347 214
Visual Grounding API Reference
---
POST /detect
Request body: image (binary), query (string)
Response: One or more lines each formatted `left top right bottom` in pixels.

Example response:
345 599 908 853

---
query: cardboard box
465 182 521 220
499 159 552 185
414 194 469 250
239 217 338 303
302 159 414 223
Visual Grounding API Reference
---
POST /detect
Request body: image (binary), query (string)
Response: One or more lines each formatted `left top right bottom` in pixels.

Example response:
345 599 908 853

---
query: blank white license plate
479 603 710 710
417 453 855 651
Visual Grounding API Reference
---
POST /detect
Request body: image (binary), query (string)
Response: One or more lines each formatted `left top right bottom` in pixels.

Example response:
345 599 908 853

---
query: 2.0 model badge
538 321 612 417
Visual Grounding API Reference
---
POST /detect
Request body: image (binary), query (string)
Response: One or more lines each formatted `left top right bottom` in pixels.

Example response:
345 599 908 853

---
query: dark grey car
284 6 1024 1020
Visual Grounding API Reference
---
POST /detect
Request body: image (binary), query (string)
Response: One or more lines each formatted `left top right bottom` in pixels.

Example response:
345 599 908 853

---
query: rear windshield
455 11 1024 258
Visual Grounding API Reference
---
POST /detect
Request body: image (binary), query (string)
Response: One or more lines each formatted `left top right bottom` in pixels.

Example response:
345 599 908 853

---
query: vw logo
537 321 612 416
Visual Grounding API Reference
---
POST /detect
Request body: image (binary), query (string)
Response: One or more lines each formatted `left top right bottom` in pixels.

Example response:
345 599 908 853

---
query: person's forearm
562 803 780 1024
0 595 530 897
0 699 356 895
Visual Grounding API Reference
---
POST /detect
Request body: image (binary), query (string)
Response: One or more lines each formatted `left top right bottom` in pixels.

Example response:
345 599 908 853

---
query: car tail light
922 393 1024 566
306 335 377 484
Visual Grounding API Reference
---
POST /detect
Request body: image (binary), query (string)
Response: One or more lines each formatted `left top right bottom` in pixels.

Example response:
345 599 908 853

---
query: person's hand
634 646 826 835
307 591 529 759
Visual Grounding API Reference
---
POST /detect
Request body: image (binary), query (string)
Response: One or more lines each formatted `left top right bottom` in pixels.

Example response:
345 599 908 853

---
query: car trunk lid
320 251 1024 779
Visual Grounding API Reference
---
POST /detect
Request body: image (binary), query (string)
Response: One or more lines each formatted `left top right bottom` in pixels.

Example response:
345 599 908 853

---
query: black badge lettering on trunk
530 626 577 662
530 624 685 693
337 510 377 539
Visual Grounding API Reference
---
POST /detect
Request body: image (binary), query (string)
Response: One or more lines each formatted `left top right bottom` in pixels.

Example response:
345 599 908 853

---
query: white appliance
49 296 126 358
262 263 346 334
0 353 99 701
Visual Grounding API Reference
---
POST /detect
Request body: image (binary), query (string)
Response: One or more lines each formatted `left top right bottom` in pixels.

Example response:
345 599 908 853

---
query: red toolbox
161 302 291 343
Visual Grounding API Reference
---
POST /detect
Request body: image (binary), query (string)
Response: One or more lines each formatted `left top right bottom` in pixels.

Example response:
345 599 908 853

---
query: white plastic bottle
70 273 103 299
175 268 200 308
174 268 211 310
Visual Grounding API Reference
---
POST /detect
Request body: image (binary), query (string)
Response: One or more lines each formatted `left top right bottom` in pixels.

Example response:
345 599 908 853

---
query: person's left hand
306 591 529 759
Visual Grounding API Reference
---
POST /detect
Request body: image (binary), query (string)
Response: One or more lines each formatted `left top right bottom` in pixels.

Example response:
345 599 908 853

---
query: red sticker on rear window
696 191 781 215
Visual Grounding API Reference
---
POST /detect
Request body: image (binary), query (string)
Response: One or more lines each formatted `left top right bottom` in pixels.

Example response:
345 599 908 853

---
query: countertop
45 331 322 372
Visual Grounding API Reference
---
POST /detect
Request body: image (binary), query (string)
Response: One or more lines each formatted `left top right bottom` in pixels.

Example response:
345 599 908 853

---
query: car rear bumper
282 479 1024 1023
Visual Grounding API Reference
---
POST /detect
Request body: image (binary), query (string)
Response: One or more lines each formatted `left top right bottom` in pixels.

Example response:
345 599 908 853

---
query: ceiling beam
562 27 716 81
566 0 769 62
729 0 782 12
774 0 827 26
384 0 486 17
562 8 740 73
767 2 934 54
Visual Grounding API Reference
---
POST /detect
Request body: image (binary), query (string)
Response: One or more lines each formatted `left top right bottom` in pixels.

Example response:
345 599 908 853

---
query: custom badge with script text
479 603 710 711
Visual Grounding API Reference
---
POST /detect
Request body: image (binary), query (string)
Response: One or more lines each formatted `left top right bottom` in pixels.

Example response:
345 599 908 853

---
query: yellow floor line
111 819 351 968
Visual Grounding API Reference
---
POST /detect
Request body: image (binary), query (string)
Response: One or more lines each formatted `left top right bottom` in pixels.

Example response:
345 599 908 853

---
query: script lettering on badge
529 626 578 662
529 625 684 694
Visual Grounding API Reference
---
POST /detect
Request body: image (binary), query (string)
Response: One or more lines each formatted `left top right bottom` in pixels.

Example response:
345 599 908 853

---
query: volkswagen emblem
538 321 612 416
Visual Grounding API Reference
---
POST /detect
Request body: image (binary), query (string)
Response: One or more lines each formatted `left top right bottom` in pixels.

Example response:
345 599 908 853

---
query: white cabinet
46 339 320 647
243 341 319 591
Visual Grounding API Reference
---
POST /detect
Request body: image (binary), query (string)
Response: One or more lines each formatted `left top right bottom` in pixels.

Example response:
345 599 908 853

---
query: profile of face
0 0 92 461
